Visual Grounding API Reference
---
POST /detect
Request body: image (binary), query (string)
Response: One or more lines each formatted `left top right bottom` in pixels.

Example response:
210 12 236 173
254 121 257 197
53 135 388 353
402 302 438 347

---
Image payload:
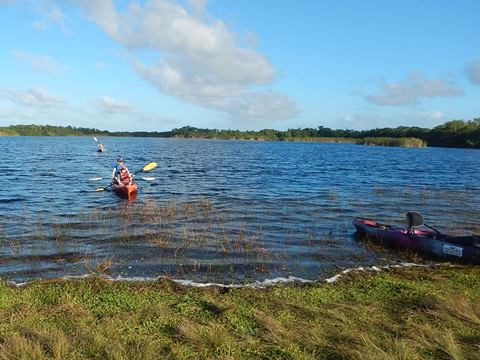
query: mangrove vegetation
1 118 479 148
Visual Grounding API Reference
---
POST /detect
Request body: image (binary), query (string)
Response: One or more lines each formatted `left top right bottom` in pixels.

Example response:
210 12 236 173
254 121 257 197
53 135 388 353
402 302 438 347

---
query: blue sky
0 0 479 131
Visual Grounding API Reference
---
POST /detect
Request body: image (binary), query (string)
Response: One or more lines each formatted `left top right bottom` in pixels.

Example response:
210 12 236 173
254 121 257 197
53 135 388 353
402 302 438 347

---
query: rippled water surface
1 136 479 283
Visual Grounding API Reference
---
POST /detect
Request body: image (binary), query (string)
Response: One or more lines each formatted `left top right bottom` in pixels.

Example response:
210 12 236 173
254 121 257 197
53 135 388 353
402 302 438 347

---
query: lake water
1 136 479 284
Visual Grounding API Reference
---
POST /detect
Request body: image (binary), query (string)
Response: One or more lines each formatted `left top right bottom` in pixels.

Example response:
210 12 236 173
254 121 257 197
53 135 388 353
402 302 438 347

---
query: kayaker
97 143 105 152
111 157 132 186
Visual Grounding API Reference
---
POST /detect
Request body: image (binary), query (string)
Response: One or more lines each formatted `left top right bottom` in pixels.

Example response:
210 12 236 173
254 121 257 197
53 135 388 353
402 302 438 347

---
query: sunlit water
1 136 479 284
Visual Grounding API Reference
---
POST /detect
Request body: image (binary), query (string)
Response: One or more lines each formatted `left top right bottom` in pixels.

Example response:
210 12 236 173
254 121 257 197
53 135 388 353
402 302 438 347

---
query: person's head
117 157 124 165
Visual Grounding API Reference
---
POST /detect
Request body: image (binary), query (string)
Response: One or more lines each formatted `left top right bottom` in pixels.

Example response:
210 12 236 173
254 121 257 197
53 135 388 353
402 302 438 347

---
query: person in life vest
97 143 105 152
111 157 132 186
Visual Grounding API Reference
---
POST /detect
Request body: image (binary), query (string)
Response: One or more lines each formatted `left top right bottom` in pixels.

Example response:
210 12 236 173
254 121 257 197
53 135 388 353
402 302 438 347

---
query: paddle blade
93 136 98 142
89 177 103 181
141 177 155 181
142 162 157 172
95 187 105 192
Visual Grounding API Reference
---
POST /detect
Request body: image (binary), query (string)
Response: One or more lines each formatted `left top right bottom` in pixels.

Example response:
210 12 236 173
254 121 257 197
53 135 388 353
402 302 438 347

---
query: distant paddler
94 136 105 152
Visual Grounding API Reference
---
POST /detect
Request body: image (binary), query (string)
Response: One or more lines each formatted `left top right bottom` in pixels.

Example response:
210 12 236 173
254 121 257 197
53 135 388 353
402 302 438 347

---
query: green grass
0 266 479 359
0 128 19 136
286 137 357 143
356 137 427 148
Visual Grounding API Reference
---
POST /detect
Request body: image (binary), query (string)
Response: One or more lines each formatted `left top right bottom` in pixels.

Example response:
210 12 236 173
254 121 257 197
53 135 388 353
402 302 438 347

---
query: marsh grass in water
1 186 478 282
356 137 427 147
0 266 478 359
1 199 357 282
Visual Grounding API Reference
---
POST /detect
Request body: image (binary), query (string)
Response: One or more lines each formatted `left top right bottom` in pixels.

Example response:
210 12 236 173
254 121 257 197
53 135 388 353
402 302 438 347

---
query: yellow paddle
95 162 157 192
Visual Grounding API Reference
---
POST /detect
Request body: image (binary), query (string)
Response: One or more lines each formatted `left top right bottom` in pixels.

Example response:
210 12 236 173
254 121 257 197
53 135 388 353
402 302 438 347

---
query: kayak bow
113 182 138 198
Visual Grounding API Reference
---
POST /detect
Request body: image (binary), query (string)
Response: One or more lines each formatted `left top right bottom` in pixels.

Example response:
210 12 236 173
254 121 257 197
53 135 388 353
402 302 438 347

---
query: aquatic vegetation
1 183 478 284
356 137 427 147
0 181 479 282
2 198 365 282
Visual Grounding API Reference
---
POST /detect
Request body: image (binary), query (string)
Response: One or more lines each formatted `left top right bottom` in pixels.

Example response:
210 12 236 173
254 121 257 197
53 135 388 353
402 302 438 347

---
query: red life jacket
118 166 130 184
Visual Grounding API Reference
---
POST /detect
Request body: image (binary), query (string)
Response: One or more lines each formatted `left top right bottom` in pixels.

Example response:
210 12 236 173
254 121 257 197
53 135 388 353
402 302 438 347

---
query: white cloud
94 96 133 113
12 50 67 74
362 72 463 106
76 0 298 122
217 92 299 121
0 86 64 107
427 110 444 119
32 21 46 31
336 109 447 130
34 1 69 32
465 58 480 85
0 86 66 127
0 90 175 131
187 0 207 20
0 1 70 32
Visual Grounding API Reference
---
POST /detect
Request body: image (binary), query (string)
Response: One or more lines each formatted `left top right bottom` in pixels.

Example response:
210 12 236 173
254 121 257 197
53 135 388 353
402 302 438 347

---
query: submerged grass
0 266 479 359
2 198 349 279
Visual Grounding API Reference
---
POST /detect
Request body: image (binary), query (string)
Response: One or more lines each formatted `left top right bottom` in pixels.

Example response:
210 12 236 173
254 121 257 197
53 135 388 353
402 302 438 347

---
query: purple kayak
353 213 480 264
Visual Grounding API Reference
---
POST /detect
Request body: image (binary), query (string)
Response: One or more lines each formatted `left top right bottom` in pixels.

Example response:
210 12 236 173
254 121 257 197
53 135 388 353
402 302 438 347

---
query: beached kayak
113 183 138 198
353 216 480 264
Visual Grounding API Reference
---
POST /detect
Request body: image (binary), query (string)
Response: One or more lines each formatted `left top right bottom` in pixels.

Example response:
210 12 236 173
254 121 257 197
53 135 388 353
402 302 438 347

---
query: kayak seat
406 211 424 234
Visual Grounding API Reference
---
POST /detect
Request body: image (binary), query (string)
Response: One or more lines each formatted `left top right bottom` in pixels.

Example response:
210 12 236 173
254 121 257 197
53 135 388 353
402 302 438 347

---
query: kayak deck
113 183 138 198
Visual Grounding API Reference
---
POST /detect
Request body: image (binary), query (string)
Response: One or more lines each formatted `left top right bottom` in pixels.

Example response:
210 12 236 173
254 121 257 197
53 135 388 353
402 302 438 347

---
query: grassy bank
0 129 18 136
0 266 478 359
170 136 357 143
280 137 356 143
356 137 427 148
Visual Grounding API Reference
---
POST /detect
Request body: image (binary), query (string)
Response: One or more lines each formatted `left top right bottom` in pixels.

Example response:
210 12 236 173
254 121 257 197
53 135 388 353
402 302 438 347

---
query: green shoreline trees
1 118 479 148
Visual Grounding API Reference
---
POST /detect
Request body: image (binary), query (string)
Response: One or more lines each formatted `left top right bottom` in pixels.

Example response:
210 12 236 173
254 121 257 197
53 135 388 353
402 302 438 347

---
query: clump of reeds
356 137 427 147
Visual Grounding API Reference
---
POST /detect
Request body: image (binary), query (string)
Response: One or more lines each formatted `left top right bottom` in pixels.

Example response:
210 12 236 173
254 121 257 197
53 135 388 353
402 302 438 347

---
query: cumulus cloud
76 0 298 122
12 50 67 73
94 96 134 113
187 0 207 20
362 72 463 106
336 109 446 130
0 86 64 107
465 58 480 85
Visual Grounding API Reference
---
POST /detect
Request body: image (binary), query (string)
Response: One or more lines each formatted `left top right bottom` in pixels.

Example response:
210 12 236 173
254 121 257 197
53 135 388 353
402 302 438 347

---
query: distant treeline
168 119 479 148
0 125 170 138
1 118 479 148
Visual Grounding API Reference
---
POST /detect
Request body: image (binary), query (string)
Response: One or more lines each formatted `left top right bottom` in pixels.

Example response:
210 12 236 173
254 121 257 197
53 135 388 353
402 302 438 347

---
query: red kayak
113 183 138 198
